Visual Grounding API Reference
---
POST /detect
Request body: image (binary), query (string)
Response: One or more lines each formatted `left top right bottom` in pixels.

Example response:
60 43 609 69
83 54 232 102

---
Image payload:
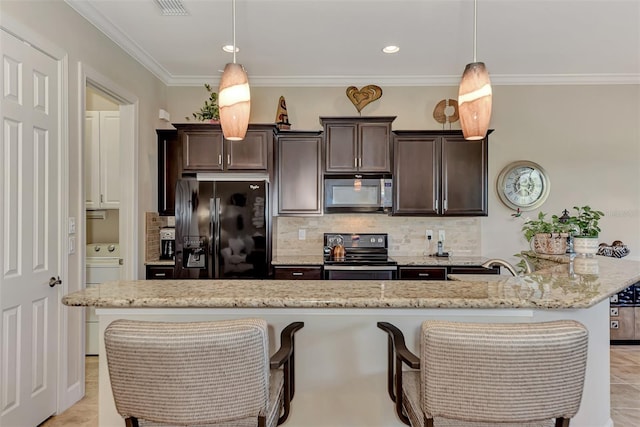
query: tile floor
40 346 639 426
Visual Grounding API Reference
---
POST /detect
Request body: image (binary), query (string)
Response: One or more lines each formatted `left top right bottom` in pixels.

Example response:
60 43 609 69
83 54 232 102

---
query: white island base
97 302 612 427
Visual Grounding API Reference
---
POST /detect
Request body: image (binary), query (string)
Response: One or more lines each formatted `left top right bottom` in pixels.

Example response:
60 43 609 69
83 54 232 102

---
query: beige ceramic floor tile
612 408 640 427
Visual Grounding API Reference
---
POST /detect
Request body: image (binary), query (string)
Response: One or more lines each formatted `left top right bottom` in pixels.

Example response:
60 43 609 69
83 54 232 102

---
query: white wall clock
496 161 550 211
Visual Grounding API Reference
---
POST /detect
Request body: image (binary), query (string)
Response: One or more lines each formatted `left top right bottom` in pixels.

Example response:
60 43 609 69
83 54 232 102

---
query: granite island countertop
63 255 640 310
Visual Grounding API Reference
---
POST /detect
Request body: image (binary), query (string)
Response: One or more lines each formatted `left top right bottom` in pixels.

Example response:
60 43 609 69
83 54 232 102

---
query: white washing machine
86 243 121 355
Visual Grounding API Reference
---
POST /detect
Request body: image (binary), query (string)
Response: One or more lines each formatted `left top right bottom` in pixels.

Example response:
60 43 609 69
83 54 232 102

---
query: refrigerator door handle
211 197 221 279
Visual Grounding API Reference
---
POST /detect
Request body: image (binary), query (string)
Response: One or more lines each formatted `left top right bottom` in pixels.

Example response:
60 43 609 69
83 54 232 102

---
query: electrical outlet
426 230 433 239
298 229 306 240
438 230 445 241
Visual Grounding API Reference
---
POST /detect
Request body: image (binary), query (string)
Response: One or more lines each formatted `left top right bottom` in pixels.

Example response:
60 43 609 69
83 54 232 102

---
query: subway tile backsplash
274 215 480 257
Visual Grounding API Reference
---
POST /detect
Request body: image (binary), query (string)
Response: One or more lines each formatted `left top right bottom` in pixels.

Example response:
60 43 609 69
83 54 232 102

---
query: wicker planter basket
531 233 568 255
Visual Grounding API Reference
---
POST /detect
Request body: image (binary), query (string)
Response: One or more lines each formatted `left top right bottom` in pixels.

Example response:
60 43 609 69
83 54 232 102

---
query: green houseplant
522 212 570 255
568 205 604 256
186 83 219 122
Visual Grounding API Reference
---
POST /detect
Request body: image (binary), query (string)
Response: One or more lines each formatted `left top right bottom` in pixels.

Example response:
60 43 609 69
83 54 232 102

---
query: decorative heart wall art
346 85 383 113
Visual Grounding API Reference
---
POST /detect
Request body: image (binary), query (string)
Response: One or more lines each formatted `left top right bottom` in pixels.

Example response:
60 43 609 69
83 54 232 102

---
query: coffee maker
160 228 175 260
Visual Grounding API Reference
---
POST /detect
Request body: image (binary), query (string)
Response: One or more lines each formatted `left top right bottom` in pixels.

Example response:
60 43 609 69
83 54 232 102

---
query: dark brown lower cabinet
398 265 500 280
146 265 175 280
274 266 322 280
398 267 447 280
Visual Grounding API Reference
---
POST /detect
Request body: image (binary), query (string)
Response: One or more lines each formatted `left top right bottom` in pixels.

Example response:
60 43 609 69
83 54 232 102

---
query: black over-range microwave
324 174 393 213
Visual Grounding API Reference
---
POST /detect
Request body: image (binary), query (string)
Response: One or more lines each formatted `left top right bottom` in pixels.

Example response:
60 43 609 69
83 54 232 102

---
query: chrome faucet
481 258 533 276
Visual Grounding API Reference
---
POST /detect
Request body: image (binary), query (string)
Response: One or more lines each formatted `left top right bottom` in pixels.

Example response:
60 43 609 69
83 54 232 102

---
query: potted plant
185 83 219 122
568 205 604 256
522 212 570 255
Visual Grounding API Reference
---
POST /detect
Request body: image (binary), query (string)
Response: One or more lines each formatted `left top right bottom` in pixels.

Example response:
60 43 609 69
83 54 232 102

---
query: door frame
78 63 139 282
0 15 71 414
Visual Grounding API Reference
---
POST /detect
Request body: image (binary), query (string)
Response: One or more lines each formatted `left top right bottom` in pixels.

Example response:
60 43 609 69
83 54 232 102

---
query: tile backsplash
145 212 169 261
144 212 481 261
274 215 480 257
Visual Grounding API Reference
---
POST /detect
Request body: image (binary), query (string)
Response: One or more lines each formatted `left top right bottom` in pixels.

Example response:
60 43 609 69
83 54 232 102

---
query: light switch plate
68 236 76 254
298 229 306 240
438 230 445 241
68 217 76 234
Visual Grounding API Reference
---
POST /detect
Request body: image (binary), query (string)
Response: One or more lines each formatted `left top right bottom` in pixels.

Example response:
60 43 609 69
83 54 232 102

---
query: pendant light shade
218 0 250 141
458 61 492 140
219 62 250 141
458 0 492 141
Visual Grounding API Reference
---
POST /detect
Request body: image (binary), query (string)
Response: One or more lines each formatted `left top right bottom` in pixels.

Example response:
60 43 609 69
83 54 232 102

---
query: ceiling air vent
154 0 189 16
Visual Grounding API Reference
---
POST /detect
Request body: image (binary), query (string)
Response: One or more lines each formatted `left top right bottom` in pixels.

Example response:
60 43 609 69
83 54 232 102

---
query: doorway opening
78 63 139 392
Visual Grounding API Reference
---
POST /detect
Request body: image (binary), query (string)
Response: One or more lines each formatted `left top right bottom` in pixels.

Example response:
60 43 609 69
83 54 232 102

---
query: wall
86 210 119 244
168 84 640 262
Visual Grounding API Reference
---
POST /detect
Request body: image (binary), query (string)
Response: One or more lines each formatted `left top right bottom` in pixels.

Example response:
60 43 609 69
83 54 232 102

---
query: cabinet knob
418 273 430 277
227 154 230 165
292 272 303 276
218 154 222 165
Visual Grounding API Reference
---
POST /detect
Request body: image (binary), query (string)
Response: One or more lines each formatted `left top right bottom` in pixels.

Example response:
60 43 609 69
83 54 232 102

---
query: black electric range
323 233 397 279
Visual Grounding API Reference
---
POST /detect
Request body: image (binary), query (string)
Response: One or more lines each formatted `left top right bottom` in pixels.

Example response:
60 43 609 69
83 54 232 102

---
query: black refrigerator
174 177 270 279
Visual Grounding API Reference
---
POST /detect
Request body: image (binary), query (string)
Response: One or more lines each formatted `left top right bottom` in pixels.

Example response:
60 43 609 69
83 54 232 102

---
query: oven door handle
323 265 397 271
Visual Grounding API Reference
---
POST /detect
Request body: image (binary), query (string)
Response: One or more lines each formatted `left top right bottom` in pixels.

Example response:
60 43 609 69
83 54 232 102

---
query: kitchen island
63 255 640 427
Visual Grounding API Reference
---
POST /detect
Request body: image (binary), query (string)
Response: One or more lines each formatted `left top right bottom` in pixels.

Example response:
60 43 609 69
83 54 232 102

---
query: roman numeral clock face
497 161 550 211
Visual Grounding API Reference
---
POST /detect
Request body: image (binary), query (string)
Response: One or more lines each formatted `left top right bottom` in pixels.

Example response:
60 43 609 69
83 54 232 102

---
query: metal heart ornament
346 85 383 113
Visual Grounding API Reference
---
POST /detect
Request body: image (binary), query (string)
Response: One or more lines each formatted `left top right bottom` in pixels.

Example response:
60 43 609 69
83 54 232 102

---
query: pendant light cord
473 0 477 62
232 0 237 64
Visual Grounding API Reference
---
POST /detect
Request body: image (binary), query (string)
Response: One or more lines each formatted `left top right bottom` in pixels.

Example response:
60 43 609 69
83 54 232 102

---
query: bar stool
378 320 588 427
105 318 303 427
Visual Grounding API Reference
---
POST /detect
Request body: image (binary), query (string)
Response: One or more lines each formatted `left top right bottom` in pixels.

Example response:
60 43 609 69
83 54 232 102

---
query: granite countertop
392 255 489 266
145 260 175 266
63 256 640 310
271 255 324 265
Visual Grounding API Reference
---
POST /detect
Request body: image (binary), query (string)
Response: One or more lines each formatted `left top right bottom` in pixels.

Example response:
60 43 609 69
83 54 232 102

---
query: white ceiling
65 0 640 87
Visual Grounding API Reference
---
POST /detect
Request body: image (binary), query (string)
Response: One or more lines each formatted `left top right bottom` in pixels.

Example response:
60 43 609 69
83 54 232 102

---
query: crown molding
168 73 640 87
64 0 173 84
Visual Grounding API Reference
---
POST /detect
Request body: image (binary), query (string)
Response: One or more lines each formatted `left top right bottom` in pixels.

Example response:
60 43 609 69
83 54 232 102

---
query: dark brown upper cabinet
276 130 323 215
157 129 181 216
175 123 275 173
392 130 490 216
320 116 395 173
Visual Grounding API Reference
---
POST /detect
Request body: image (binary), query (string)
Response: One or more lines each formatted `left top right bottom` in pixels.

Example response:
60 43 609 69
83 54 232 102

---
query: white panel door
99 111 120 209
84 111 100 209
0 29 61 427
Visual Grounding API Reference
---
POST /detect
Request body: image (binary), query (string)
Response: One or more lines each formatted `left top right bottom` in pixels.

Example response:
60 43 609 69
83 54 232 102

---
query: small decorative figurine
346 85 382 114
275 96 291 130
432 98 459 128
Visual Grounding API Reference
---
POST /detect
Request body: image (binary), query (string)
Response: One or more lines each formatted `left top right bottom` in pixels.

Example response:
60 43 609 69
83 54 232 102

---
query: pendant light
218 0 250 141
458 0 492 141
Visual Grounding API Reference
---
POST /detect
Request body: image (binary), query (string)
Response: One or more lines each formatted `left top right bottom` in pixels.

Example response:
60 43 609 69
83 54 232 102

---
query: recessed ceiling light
382 45 400 54
222 45 240 53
